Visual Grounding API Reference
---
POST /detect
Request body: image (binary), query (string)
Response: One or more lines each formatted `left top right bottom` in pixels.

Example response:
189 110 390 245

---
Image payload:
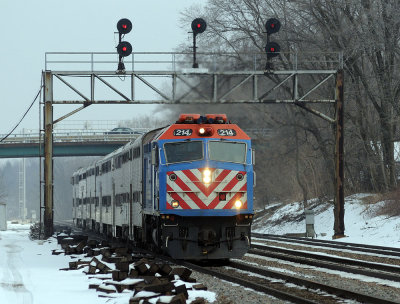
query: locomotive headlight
171 200 180 208
199 127 205 134
203 176 211 184
203 168 211 184
234 200 243 209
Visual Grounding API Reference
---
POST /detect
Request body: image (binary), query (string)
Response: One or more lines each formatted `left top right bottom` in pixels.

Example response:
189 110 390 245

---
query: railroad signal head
265 18 281 35
117 18 132 35
117 41 132 57
265 41 280 58
191 18 207 34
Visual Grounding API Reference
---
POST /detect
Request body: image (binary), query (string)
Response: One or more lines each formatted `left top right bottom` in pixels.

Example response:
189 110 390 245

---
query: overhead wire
0 82 43 143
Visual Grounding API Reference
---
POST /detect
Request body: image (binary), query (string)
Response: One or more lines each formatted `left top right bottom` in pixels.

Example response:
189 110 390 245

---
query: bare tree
176 0 400 198
297 0 400 191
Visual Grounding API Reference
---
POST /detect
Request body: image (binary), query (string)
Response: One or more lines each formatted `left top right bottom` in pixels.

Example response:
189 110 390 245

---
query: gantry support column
43 71 54 238
333 69 344 239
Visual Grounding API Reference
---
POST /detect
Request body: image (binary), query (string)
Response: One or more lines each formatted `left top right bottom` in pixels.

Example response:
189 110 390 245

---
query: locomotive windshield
209 141 246 163
164 141 203 163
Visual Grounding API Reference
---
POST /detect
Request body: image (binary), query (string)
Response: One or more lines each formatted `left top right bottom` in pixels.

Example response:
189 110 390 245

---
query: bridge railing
1 128 270 144
45 51 343 72
0 132 140 144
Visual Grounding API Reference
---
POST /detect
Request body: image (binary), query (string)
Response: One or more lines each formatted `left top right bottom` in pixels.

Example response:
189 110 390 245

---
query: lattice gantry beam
49 70 337 105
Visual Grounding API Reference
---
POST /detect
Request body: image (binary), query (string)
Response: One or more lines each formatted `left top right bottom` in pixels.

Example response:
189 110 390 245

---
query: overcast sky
0 0 202 134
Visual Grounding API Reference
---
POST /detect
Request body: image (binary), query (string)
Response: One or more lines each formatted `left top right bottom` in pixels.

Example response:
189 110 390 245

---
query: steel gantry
42 51 344 238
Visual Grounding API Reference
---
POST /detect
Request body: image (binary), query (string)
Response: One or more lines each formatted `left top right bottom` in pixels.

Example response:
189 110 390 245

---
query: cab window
209 141 246 163
164 141 203 163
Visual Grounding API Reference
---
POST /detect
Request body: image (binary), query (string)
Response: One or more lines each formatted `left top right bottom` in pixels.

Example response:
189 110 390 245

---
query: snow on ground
253 193 400 248
1 194 399 304
0 223 215 304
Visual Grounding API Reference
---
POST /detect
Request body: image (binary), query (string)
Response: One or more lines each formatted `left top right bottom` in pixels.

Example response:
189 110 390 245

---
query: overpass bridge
0 133 136 158
0 127 271 158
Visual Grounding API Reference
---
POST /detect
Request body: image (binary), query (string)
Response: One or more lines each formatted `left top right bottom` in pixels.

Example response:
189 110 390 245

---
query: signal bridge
41 48 343 239
35 15 345 240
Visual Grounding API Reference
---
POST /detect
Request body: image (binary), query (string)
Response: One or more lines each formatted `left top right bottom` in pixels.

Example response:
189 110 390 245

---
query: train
72 114 255 259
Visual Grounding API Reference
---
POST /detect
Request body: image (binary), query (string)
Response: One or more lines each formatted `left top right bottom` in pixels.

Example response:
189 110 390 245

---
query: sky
0 0 202 135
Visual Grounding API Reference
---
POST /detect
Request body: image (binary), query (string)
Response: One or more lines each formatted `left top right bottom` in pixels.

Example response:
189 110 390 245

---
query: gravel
186 238 400 304
190 270 290 304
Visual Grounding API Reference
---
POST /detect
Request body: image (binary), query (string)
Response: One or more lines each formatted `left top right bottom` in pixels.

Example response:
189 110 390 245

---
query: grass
360 188 400 218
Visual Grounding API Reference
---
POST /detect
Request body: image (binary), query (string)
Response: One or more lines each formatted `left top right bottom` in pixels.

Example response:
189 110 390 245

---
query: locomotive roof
158 123 250 140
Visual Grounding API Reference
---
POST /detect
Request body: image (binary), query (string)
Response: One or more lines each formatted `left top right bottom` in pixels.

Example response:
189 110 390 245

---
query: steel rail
251 244 400 274
178 260 320 304
54 221 317 304
249 247 400 282
252 233 400 257
228 261 400 304
55 221 399 303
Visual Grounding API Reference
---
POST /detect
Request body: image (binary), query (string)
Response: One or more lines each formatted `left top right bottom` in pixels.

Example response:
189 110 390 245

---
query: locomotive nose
198 227 217 246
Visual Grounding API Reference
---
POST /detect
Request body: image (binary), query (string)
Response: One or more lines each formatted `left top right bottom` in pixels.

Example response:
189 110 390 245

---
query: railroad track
179 258 400 304
244 233 400 303
252 232 400 257
52 222 400 303
250 244 400 278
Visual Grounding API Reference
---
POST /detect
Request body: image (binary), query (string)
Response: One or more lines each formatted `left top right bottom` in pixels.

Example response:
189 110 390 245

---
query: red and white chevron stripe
166 168 247 210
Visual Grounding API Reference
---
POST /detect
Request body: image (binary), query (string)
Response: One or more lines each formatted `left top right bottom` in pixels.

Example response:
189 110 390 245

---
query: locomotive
72 114 255 259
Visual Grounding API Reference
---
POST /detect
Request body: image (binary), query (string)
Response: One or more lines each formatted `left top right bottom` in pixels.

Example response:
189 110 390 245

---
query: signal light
265 42 280 59
117 18 132 35
191 18 207 34
116 18 132 72
264 18 281 71
117 41 132 57
191 18 207 68
265 18 281 35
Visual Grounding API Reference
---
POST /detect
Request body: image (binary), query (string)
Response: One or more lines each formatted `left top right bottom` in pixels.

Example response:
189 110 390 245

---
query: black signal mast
191 18 207 68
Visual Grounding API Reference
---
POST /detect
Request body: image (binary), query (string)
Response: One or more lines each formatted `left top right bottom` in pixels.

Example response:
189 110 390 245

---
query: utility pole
333 69 344 239
43 71 54 238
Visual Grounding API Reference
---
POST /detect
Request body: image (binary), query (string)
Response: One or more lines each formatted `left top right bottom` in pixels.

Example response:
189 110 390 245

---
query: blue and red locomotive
72 114 255 259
